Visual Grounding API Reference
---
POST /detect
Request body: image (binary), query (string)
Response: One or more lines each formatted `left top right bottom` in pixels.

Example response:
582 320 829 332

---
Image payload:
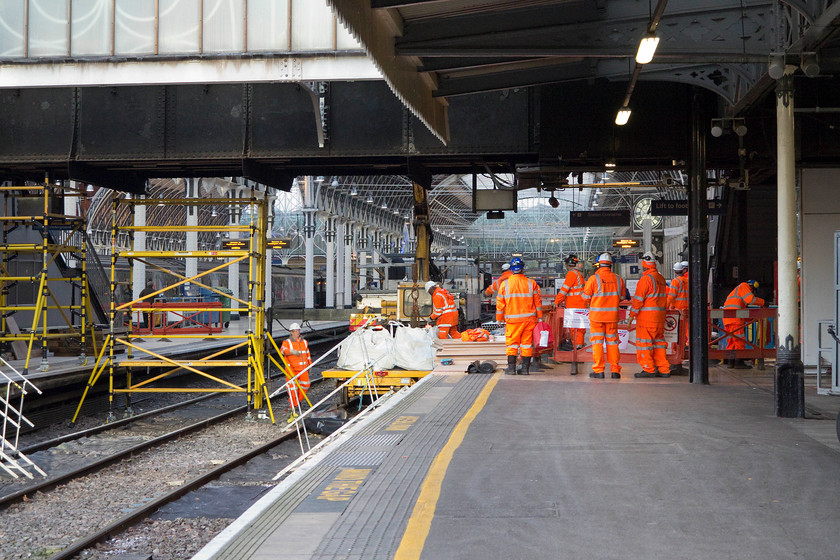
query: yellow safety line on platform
394 369 502 560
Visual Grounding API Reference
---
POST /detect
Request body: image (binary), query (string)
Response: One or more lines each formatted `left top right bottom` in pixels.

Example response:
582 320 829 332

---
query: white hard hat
501 263 510 271
673 261 684 272
680 261 689 269
598 252 613 265
289 323 301 331
641 251 655 262
424 280 437 293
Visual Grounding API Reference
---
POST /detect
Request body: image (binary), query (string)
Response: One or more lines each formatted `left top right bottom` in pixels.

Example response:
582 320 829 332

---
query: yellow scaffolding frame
72 190 275 424
0 182 92 374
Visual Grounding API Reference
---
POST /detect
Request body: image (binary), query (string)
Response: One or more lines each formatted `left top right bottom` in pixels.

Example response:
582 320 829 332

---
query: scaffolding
0 183 92 374
73 190 275 423
0 356 46 478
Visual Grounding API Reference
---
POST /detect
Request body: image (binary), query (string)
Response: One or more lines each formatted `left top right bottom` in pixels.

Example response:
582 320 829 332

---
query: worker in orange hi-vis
628 253 671 378
484 262 512 297
280 323 312 423
722 279 766 369
496 256 543 375
582 253 626 379
425 280 461 340
554 253 587 351
667 260 689 373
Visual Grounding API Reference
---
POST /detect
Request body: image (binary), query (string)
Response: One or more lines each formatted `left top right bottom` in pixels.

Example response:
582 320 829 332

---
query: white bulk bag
393 325 436 371
337 327 396 371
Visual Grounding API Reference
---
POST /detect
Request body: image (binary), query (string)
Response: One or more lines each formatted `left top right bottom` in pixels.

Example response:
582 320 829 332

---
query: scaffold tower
0 182 91 374
73 188 275 423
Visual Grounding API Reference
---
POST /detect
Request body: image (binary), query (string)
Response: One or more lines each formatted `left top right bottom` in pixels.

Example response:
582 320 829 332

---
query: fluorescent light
615 107 632 126
635 34 659 64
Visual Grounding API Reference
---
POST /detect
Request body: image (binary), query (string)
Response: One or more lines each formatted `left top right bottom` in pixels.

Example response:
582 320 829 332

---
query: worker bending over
582 253 626 379
723 280 765 368
484 262 512 297
497 257 543 375
425 281 461 339
628 253 671 378
554 253 587 350
280 322 312 423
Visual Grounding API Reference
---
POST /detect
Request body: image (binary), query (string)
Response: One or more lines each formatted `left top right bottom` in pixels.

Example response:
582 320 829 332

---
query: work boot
287 412 298 424
589 372 604 379
520 356 531 375
732 359 752 369
634 371 657 378
656 371 671 378
611 372 621 379
670 363 686 376
504 355 517 375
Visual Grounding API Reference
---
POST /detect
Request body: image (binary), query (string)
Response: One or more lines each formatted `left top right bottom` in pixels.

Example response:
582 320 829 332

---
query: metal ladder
0 356 46 479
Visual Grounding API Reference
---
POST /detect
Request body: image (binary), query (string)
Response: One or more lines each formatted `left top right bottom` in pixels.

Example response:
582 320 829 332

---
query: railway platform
192 341 840 560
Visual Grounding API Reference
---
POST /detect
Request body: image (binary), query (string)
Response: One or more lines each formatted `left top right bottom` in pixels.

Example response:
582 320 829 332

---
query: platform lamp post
325 215 336 308
775 69 805 417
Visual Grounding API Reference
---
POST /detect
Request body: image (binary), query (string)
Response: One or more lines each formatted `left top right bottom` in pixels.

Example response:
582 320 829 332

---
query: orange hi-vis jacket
431 286 458 321
724 282 765 310
554 269 586 308
582 267 626 323
281 338 312 373
630 268 668 327
484 269 513 296
667 273 689 310
496 273 543 323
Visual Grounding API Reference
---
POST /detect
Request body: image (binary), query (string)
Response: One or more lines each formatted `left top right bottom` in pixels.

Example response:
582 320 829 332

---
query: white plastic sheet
393 325 436 371
337 327 396 371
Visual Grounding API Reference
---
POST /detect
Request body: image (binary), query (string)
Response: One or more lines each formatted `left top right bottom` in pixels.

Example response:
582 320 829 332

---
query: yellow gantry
72 188 275 424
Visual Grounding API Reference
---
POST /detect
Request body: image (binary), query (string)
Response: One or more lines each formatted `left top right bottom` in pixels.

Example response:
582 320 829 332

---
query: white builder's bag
337 327 396 371
393 325 436 371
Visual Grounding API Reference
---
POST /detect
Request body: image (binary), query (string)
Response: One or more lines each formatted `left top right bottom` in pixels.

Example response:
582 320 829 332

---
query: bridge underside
2 78 840 193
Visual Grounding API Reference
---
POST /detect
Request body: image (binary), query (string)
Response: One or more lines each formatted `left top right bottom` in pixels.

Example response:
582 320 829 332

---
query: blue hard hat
510 256 524 273
746 279 759 289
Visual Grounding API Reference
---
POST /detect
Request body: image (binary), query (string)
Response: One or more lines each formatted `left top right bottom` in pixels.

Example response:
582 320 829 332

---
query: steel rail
46 429 298 560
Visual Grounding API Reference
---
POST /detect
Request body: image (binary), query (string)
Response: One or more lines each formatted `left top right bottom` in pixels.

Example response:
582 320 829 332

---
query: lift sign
317 468 372 502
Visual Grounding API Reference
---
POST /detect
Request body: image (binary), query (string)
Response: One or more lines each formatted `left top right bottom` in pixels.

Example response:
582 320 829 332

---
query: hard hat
598 252 613 266
501 263 511 271
565 254 579 266
289 322 301 331
641 252 655 262
424 280 437 293
510 256 524 273
746 279 759 289
673 261 685 272
680 261 689 270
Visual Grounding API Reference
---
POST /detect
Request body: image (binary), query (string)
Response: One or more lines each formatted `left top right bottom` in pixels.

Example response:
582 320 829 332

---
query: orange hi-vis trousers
590 320 621 373
635 324 670 374
435 311 461 339
288 369 310 408
505 318 536 357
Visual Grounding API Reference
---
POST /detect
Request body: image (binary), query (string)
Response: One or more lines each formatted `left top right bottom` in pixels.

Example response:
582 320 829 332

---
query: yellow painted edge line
394 369 502 560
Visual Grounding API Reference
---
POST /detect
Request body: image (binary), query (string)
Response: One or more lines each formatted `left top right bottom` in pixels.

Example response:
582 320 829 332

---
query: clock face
633 197 662 231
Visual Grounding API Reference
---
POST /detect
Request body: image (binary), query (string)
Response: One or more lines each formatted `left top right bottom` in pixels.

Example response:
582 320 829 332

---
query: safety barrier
708 307 777 361
548 308 684 367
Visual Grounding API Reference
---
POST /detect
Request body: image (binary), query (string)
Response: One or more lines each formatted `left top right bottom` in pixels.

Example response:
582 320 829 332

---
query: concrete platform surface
193 363 840 560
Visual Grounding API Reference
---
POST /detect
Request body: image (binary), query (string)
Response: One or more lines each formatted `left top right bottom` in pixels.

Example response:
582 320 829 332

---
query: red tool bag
533 321 554 354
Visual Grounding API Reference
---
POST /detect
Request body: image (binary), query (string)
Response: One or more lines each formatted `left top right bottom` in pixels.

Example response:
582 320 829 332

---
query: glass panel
203 0 243 53
336 20 359 50
246 0 288 52
29 0 69 57
115 0 155 55
159 0 199 54
71 0 112 56
0 1 25 57
290 0 333 51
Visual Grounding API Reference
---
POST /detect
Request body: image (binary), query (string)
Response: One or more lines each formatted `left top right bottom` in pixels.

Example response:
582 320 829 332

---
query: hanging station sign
569 210 630 228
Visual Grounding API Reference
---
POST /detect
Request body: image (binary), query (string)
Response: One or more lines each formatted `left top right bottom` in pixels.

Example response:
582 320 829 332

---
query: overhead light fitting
605 160 616 173
331 178 339 187
710 117 748 138
366 195 374 203
211 208 217 217
615 107 632 126
350 185 358 196
733 122 748 137
710 119 725 138
801 52 820 78
548 195 560 208
768 53 786 80
635 33 659 64
381 202 387 209
85 184 94 193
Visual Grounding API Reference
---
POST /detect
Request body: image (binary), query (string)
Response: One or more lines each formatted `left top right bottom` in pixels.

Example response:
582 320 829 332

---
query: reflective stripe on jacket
281 338 311 373
724 282 765 309
496 273 543 323
667 273 689 310
484 270 513 296
431 287 457 319
630 268 668 327
554 269 586 308
582 267 626 323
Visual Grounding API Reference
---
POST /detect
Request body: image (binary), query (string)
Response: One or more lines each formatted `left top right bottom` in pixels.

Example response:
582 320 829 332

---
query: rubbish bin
219 288 232 328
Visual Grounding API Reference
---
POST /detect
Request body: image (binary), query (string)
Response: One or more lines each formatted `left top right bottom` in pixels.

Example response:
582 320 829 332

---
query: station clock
632 196 662 231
